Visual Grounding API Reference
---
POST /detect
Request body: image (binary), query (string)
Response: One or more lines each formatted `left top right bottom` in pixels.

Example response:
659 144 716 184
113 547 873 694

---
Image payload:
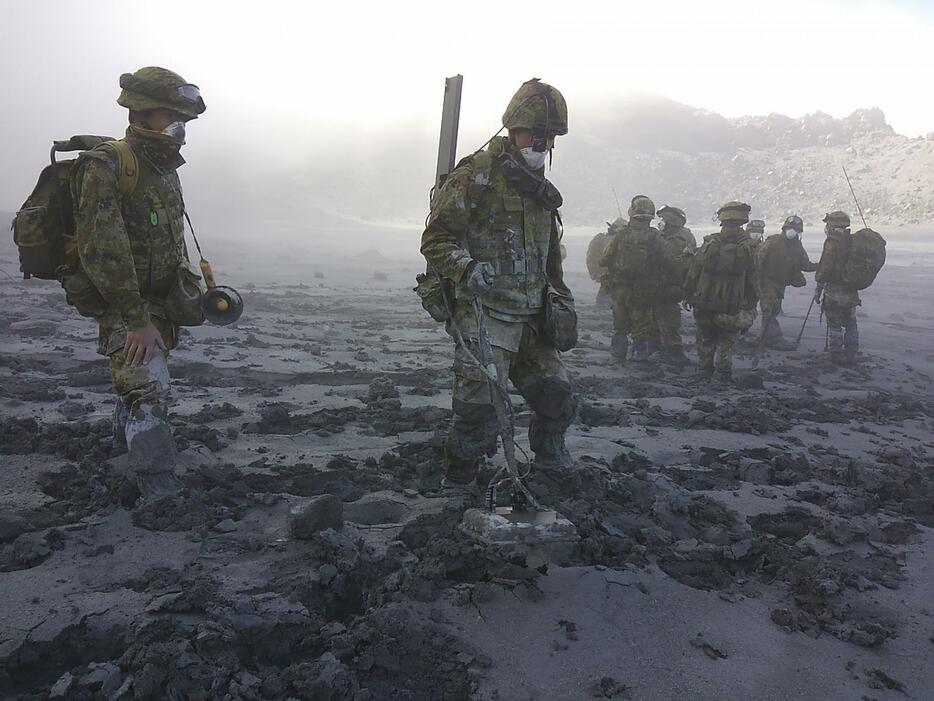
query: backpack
12 136 138 280
615 227 660 283
694 234 754 314
840 228 886 290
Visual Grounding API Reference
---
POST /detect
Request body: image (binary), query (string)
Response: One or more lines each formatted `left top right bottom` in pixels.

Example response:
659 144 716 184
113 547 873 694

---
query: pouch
62 268 108 318
543 285 578 352
164 261 206 326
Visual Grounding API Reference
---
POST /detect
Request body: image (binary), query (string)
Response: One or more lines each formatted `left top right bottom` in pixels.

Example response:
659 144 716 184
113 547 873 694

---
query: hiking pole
842 166 869 229
794 296 816 349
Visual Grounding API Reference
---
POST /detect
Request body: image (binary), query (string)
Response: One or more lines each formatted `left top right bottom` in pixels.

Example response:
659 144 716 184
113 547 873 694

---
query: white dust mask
520 147 548 170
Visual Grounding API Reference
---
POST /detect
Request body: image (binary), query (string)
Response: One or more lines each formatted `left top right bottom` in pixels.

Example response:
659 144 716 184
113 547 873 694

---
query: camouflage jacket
664 225 696 252
599 224 683 302
420 136 570 322
72 131 187 332
815 230 859 304
758 234 817 288
685 226 759 314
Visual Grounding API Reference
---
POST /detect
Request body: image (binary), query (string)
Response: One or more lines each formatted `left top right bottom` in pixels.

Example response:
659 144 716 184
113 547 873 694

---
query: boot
714 367 733 386
766 318 795 351
610 333 629 360
844 327 859 364
661 347 690 367
696 363 715 383
442 440 481 486
630 337 650 362
827 327 846 364
126 406 181 502
112 399 129 453
529 424 572 470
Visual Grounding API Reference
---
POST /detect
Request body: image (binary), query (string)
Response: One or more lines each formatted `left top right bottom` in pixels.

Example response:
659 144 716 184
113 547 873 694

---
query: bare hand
124 324 165 367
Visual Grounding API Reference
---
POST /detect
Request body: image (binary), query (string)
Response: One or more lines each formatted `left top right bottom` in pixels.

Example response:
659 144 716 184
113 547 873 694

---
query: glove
681 301 693 312
465 261 495 296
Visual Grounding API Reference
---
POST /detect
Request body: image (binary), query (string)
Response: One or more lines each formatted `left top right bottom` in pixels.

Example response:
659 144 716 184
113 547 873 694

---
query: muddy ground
1 225 933 700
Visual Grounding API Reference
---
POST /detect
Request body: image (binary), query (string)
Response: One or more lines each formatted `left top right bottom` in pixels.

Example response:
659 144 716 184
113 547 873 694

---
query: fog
3 0 933 245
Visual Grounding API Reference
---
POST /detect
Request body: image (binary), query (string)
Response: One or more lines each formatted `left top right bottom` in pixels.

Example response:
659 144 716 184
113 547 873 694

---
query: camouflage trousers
694 311 740 374
445 322 576 484
758 283 785 320
822 301 859 355
100 312 180 498
648 303 684 354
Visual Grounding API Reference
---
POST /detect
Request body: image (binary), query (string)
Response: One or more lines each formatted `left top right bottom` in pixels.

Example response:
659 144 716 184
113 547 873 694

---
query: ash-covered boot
630 337 650 363
827 327 846 364
126 404 181 501
112 399 129 453
610 333 629 360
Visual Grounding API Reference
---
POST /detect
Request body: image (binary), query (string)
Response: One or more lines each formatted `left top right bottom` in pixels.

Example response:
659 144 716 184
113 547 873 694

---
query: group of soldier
30 68 872 504
588 198 867 381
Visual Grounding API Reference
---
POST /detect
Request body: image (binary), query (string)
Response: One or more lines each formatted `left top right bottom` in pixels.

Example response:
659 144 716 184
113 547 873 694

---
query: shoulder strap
105 140 139 195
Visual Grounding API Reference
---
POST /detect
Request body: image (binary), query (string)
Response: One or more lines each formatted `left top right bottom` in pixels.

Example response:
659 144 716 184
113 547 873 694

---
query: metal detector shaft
794 296 817 348
842 166 869 229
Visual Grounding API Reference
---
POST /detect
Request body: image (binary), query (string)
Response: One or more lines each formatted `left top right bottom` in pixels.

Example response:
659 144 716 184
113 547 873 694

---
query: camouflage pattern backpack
12 136 137 280
692 232 755 314
840 228 886 290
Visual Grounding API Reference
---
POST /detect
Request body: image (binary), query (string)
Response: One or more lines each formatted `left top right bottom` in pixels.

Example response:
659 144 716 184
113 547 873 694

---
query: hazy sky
3 0 932 212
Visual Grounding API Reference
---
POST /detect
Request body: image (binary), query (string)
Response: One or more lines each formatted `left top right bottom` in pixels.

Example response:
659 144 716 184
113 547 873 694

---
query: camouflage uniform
420 80 576 485
652 206 695 362
599 197 661 361
69 67 205 498
757 218 816 348
815 211 859 362
685 202 758 381
586 217 626 311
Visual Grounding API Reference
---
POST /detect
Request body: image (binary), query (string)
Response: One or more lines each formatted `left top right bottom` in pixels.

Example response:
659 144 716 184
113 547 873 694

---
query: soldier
685 201 758 382
747 219 766 249
657 205 697 252
69 67 206 500
586 217 627 311
756 215 817 350
420 79 577 494
653 205 695 364
600 196 666 362
815 211 859 364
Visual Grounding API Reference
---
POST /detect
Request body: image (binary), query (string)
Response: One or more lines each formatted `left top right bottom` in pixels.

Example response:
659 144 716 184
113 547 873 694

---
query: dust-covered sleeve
597 234 619 282
546 213 572 300
73 157 150 331
797 243 818 273
420 162 475 282
683 242 705 296
745 252 759 309
814 238 836 284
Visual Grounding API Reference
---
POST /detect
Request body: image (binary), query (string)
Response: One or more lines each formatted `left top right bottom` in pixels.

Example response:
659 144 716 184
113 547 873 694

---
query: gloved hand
465 261 495 296
681 300 693 312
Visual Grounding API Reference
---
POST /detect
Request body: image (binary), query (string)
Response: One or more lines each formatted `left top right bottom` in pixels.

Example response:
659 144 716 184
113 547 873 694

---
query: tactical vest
759 235 803 286
76 140 187 299
463 140 555 317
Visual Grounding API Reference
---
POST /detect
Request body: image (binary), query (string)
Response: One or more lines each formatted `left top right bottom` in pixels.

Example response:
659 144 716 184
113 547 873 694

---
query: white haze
2 0 932 241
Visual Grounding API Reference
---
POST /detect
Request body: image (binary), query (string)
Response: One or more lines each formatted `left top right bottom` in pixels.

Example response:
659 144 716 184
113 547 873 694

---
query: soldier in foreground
684 201 758 383
586 216 626 310
756 215 817 350
600 196 671 363
420 79 577 495
70 67 206 499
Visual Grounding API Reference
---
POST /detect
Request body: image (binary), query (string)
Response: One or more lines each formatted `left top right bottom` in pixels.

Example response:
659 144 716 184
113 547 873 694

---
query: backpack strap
104 140 139 195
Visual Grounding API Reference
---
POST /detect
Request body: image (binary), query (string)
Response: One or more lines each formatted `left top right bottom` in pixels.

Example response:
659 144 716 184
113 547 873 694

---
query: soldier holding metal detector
417 77 578 509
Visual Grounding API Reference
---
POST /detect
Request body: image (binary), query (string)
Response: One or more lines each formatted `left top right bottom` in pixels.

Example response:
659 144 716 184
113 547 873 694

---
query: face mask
785 229 799 240
520 147 548 170
161 120 186 145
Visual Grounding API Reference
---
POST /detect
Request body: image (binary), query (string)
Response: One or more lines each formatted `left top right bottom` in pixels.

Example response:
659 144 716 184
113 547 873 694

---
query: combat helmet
747 219 766 234
823 211 851 228
657 205 686 225
628 195 656 220
717 201 751 224
782 215 804 231
502 78 568 136
118 67 206 119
